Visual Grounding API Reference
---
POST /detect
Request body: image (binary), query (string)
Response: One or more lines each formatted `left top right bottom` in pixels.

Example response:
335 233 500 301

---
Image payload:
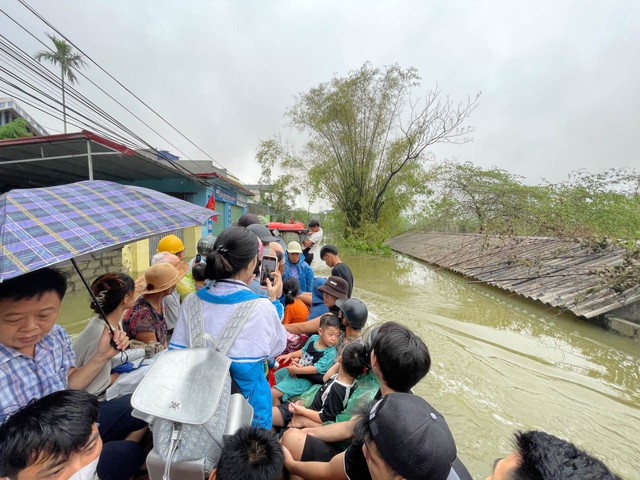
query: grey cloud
2 0 638 185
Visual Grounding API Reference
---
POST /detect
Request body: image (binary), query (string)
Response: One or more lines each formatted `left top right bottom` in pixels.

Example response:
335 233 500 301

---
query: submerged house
389 231 640 338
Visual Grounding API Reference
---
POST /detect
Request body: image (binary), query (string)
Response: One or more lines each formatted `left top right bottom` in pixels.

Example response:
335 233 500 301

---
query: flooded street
59 252 640 479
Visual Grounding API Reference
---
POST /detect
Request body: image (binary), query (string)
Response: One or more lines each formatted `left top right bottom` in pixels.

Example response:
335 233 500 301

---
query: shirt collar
0 328 56 364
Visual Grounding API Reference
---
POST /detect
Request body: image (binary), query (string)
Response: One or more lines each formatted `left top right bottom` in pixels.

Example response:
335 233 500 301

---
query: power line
0 16 194 159
13 0 227 171
0 9 213 186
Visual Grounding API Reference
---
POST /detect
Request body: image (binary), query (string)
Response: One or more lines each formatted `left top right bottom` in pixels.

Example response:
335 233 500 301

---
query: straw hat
137 262 188 294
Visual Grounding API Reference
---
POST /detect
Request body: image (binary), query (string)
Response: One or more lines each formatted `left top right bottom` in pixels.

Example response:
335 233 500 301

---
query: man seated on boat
354 393 459 480
0 268 146 480
211 426 284 480
320 244 354 298
486 430 621 480
334 298 368 358
285 276 349 337
0 390 103 480
281 321 472 480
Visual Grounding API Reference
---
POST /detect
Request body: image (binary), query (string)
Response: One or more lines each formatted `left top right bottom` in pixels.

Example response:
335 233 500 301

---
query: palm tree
34 33 86 133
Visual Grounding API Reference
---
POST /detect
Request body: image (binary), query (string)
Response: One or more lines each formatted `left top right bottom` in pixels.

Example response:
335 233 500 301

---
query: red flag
206 193 218 222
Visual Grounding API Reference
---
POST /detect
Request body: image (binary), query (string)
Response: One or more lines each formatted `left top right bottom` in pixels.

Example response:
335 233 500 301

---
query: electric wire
0 35 145 148
13 0 226 170
0 8 214 185
0 6 197 161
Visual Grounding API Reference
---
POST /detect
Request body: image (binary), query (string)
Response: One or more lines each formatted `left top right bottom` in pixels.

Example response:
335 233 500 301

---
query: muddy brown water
59 252 640 479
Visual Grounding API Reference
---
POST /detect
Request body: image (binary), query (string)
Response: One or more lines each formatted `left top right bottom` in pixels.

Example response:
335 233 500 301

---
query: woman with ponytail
73 272 140 397
73 273 148 478
171 226 287 429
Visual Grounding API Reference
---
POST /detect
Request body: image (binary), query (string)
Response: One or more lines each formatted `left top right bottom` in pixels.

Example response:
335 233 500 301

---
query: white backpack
132 296 259 479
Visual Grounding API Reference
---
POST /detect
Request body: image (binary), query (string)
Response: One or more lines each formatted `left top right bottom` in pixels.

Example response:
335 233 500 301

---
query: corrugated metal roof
388 231 640 319
0 131 201 191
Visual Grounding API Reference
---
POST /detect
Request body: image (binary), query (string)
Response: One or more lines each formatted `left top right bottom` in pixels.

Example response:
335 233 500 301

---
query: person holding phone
170 226 287 429
260 254 278 287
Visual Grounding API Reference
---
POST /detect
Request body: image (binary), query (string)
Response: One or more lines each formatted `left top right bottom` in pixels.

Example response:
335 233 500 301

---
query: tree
257 139 302 221
34 33 86 133
420 163 640 240
540 168 640 240
0 118 32 140
420 161 542 235
257 63 479 236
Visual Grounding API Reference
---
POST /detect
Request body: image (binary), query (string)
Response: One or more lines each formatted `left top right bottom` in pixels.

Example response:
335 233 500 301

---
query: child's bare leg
271 386 284 406
272 406 285 428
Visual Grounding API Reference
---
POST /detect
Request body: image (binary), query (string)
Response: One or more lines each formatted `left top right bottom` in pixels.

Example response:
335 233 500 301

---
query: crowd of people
0 214 623 480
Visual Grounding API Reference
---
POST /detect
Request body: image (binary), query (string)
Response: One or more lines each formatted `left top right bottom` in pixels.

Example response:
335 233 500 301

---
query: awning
0 130 201 192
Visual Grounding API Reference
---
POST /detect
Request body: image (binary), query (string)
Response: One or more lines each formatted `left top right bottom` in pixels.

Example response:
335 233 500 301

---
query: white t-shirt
308 227 323 256
163 289 180 330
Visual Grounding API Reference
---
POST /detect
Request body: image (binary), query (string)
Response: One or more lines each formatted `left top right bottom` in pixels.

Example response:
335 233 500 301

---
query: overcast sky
2 0 639 187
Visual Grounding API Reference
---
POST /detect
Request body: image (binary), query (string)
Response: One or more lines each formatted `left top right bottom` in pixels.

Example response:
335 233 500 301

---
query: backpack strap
186 294 261 355
215 299 261 355
185 293 208 348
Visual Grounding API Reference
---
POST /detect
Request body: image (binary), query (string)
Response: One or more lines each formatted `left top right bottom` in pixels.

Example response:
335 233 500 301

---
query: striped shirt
0 324 75 423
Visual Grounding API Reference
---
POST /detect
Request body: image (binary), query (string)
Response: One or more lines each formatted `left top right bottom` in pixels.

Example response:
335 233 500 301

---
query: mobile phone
260 255 278 287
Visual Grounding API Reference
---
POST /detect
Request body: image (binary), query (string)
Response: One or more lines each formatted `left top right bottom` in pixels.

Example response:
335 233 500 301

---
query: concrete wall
55 225 202 294
120 226 201 275
58 248 123 293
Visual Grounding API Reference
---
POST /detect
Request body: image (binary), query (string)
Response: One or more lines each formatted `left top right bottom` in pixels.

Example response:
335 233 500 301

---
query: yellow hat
157 234 185 254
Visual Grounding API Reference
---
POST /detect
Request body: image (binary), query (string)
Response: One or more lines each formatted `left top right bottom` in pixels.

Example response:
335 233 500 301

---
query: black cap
369 393 457 480
318 276 348 300
237 213 260 227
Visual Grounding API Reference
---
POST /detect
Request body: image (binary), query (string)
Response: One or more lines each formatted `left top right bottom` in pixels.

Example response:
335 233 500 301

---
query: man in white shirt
303 220 323 266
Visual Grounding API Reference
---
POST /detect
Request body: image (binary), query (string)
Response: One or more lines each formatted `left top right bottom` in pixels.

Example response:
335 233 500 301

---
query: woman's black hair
205 226 259 281
283 277 300 306
89 273 135 318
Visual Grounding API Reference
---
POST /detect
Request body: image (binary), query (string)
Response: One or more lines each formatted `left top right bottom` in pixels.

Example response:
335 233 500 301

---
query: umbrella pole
70 258 115 337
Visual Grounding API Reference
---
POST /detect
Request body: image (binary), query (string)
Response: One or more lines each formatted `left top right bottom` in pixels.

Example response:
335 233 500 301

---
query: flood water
59 252 640 479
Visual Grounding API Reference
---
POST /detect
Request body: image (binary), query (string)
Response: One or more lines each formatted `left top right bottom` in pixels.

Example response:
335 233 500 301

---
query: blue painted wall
128 177 250 239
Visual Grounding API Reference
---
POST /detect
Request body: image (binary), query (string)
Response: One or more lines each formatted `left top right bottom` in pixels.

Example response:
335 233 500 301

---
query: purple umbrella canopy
0 180 218 281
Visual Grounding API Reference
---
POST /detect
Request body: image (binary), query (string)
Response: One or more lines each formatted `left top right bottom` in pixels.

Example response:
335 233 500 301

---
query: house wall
128 177 249 240
57 248 122 293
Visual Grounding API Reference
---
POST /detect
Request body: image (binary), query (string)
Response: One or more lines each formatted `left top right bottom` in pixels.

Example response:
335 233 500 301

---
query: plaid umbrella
0 180 218 281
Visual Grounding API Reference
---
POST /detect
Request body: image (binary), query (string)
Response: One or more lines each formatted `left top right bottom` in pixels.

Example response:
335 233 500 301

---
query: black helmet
335 298 368 329
197 233 217 256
